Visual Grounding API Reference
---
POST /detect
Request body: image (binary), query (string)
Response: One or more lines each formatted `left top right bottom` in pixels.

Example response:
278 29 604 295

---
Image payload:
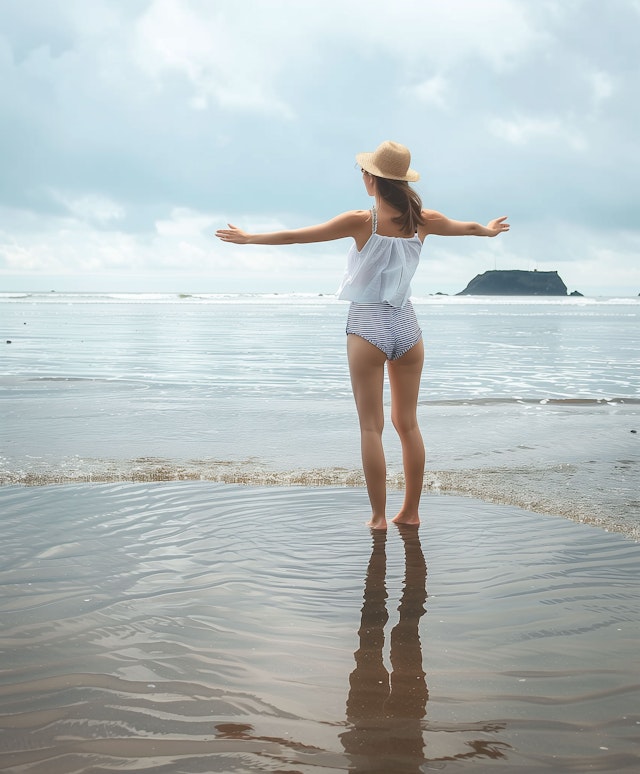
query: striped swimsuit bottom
346 301 422 361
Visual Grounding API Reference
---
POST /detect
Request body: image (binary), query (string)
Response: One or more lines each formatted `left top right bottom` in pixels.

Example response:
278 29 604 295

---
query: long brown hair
375 176 425 235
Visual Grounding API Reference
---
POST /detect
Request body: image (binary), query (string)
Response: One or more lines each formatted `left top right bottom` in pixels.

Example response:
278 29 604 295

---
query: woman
216 141 509 530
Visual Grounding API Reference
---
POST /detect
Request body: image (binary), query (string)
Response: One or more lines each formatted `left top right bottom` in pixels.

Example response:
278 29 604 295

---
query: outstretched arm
215 211 366 246
421 210 509 238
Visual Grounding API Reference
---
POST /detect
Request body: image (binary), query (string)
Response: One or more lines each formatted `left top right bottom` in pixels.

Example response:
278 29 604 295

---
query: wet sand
1 482 639 772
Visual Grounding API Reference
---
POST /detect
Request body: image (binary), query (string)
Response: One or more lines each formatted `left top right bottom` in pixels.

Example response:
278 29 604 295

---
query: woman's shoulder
418 208 446 237
342 208 373 223
421 208 444 220
335 209 374 233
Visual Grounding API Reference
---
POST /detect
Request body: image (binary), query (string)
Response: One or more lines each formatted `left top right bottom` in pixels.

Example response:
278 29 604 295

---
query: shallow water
1 293 638 538
1 482 639 772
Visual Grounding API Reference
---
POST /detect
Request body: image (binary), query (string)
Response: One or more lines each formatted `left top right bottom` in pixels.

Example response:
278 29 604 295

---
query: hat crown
356 140 419 181
372 141 412 178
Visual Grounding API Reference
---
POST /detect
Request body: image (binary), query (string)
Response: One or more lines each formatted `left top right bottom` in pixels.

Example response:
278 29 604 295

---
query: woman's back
373 203 420 239
337 206 422 308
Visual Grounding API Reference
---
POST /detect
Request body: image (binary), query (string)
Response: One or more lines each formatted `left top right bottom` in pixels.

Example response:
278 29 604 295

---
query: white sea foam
2 290 639 305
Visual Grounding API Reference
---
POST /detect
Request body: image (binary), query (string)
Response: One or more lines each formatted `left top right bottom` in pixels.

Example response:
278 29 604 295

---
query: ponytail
375 177 425 234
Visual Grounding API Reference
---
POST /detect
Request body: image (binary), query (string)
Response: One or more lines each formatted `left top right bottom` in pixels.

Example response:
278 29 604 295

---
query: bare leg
347 334 388 529
388 340 425 526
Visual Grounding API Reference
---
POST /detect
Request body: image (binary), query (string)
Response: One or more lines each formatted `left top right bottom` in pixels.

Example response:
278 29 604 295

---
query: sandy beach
1 481 639 772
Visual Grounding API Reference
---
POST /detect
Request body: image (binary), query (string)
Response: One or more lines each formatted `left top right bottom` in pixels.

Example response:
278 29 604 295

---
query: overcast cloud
1 0 639 295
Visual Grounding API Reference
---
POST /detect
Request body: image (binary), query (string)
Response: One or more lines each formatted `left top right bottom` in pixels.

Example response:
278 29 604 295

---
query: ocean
1 292 638 538
1 292 639 772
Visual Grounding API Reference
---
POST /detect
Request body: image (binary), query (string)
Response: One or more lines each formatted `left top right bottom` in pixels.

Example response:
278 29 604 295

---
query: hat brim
356 151 420 182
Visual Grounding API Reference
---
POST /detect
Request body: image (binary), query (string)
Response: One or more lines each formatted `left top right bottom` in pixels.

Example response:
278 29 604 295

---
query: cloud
154 208 214 238
402 75 449 109
49 190 126 225
0 203 346 286
0 0 639 295
327 0 544 70
488 114 588 152
2 198 637 297
589 70 615 105
131 0 295 117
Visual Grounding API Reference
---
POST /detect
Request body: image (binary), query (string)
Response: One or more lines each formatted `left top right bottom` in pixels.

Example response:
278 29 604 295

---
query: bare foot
366 516 388 530
392 510 420 527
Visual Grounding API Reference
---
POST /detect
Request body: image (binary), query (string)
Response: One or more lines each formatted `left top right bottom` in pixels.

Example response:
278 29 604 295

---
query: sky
1 0 639 297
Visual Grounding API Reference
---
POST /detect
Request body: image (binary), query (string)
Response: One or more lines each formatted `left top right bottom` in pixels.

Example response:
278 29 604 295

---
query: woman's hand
486 216 510 236
215 224 251 244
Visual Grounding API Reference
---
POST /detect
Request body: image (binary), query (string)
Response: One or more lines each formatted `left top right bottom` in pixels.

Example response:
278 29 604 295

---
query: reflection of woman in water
213 526 509 770
341 527 428 773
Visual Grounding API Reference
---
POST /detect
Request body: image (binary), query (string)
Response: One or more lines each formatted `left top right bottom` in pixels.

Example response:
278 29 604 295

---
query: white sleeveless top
336 207 422 308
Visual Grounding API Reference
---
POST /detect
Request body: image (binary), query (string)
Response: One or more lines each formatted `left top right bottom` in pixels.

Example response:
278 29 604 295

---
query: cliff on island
457 270 569 296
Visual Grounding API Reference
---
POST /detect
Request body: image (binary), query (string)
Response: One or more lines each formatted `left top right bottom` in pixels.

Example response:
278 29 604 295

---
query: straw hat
356 140 420 182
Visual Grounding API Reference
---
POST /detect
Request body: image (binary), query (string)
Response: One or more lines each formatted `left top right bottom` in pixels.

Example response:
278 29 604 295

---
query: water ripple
0 483 639 772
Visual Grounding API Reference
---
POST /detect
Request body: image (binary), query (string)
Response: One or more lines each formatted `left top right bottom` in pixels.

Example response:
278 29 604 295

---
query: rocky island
457 270 569 296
